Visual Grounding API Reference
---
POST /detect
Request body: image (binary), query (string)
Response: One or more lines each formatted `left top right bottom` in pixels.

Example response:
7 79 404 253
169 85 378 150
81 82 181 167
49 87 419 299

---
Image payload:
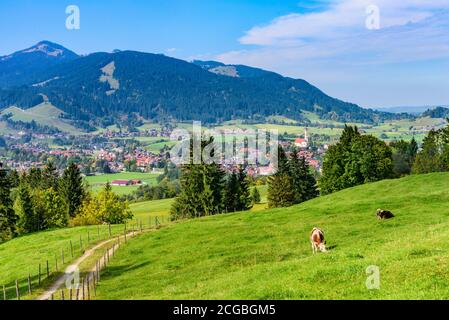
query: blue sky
1 0 449 108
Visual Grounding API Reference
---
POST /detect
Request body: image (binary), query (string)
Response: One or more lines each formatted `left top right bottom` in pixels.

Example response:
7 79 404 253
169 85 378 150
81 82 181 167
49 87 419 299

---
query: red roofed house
111 180 131 186
294 129 309 149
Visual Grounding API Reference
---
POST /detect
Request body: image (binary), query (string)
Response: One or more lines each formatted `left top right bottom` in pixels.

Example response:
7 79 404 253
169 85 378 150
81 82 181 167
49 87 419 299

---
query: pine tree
42 161 59 190
267 145 294 208
223 167 253 212
288 150 319 203
7 169 20 188
236 166 252 211
297 156 319 202
0 166 17 241
251 187 261 204
59 163 86 217
267 174 295 208
15 185 36 234
223 171 239 212
170 138 225 220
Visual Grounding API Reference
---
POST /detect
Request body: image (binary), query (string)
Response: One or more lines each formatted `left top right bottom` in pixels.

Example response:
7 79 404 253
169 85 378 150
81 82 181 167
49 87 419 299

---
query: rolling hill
91 173 449 300
0 102 82 134
2 174 449 299
0 42 410 126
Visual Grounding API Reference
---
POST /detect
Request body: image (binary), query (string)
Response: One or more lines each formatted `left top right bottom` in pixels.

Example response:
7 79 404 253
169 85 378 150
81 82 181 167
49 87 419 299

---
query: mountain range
0 41 410 128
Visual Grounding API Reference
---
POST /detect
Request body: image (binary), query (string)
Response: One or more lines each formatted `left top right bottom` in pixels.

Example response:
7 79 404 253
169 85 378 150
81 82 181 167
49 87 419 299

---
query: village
0 126 325 178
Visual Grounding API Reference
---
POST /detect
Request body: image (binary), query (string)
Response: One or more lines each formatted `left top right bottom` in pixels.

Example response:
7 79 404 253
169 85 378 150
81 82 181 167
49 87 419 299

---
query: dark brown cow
376 209 395 220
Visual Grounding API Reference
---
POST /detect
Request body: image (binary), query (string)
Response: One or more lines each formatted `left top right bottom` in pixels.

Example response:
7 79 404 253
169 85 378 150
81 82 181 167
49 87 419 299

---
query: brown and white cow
310 227 327 254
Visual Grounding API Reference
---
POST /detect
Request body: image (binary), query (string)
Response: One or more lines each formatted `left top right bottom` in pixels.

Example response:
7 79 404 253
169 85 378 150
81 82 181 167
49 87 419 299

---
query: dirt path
37 229 143 300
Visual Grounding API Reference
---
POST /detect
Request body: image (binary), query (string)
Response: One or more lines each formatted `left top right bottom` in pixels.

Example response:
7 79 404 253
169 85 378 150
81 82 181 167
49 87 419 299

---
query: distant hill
0 41 79 87
0 41 411 125
375 106 447 116
421 106 449 119
0 102 82 134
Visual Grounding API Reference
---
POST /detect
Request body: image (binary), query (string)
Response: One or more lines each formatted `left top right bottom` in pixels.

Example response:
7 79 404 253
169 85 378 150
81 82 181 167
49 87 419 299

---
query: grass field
128 184 269 221
85 172 160 195
0 103 83 135
0 224 129 300
94 173 449 299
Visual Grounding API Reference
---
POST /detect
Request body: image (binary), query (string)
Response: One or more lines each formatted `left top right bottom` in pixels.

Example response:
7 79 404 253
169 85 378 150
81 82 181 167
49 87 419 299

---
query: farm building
111 179 143 186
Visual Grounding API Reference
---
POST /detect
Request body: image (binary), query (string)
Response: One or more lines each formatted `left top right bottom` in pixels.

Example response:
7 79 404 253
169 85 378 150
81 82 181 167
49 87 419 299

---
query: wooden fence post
97 261 100 282
61 289 65 301
28 273 32 294
15 279 20 300
69 288 73 301
46 260 49 278
93 273 97 296
87 276 90 300
3 284 6 300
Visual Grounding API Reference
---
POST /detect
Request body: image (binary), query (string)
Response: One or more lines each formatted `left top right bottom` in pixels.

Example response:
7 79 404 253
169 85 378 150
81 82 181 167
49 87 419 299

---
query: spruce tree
297 156 319 202
223 167 252 212
42 161 59 190
251 187 261 204
15 185 36 234
267 174 295 208
59 163 86 217
289 150 319 203
7 169 20 188
0 166 17 241
171 138 225 220
236 166 252 211
267 145 294 208
223 171 239 212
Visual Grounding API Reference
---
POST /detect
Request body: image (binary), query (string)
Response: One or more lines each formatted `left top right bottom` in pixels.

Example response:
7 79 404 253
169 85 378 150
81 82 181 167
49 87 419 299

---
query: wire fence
1 215 170 300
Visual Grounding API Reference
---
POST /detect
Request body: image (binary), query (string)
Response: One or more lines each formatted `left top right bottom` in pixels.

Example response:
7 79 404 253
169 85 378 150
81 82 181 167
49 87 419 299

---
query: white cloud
239 0 448 46
214 0 449 107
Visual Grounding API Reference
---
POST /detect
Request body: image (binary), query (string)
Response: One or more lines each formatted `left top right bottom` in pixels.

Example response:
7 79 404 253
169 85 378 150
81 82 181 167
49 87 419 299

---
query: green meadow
85 172 160 195
94 173 449 300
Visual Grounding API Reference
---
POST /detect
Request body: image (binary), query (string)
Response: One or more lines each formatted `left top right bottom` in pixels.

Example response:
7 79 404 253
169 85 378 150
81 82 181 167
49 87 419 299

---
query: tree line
170 139 315 220
0 162 131 242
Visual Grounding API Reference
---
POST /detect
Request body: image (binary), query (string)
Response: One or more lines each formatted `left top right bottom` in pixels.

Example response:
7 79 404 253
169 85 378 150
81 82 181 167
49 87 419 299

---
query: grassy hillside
0 103 83 134
0 224 129 300
95 173 449 300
